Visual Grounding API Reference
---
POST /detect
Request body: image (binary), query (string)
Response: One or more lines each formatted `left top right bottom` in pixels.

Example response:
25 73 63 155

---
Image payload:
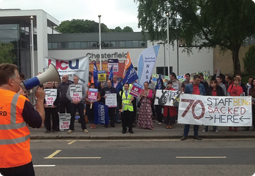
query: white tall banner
45 56 89 86
137 45 160 86
178 94 252 126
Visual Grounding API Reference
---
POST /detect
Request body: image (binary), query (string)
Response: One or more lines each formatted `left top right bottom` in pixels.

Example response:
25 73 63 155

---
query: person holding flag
155 75 165 125
93 62 99 88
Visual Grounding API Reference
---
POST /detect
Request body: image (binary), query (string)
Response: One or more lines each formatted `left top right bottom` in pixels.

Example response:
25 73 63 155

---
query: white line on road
33 165 56 167
68 140 77 145
176 156 227 159
44 157 101 159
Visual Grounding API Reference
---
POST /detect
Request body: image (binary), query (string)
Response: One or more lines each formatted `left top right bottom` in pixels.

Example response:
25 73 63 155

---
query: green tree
114 26 122 32
243 45 255 75
136 0 255 75
0 41 14 64
122 26 134 32
55 19 109 33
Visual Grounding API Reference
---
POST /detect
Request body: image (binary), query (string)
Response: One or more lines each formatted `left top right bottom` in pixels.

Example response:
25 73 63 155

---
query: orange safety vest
0 89 31 168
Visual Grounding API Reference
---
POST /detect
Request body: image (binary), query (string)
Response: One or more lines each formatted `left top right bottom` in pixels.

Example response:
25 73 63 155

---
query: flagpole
98 15 102 70
166 12 170 76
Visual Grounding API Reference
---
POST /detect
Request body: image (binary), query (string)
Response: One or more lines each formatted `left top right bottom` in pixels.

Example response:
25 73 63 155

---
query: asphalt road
31 139 255 176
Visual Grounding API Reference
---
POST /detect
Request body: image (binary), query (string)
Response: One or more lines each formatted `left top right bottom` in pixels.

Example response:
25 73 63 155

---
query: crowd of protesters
20 71 255 140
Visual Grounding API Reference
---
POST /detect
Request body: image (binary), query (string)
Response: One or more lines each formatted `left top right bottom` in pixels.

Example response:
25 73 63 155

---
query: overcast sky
0 0 141 31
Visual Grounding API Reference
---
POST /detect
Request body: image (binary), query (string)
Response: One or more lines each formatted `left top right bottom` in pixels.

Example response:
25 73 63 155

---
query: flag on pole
93 62 99 87
122 52 139 84
109 65 114 81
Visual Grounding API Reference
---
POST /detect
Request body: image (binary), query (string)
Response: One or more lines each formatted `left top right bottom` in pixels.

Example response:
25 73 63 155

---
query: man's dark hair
227 76 233 81
198 72 204 77
185 73 190 77
217 75 222 80
0 63 17 86
170 72 177 79
124 83 129 86
193 74 200 80
20 73 25 80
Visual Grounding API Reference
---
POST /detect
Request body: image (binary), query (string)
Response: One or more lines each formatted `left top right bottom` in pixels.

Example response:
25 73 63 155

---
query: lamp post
157 41 166 76
30 16 34 77
166 12 170 76
98 15 102 70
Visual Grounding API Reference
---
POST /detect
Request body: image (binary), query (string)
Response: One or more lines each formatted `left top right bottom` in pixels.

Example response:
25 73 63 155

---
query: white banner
137 45 160 86
59 113 71 131
105 93 117 108
69 84 82 101
44 89 57 106
45 56 89 86
154 90 180 106
178 94 252 126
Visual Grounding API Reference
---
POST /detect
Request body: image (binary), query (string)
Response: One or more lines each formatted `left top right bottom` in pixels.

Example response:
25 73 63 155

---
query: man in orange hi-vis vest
0 63 45 176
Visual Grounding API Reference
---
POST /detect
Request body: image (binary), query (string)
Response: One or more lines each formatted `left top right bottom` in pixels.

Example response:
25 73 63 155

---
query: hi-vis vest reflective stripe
120 91 133 112
0 89 31 168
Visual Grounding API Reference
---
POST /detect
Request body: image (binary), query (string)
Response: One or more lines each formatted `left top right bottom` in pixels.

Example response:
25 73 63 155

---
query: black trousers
59 101 71 113
122 111 133 131
155 105 163 122
69 103 86 130
0 161 35 176
86 104 95 123
45 108 58 131
108 108 116 126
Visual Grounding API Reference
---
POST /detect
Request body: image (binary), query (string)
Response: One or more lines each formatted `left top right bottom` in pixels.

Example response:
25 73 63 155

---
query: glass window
81 42 87 48
48 43 52 49
90 42 98 48
119 41 125 47
109 41 116 47
60 42 68 49
0 24 18 30
0 30 18 39
133 41 139 47
74 42 80 49
140 41 146 47
52 43 58 49
126 41 132 47
68 42 74 49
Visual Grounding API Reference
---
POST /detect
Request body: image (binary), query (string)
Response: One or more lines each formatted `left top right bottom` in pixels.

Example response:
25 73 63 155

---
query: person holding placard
57 75 71 113
103 80 117 127
227 77 244 132
66 75 88 134
86 83 101 129
44 82 59 133
118 83 134 134
203 79 224 133
163 81 177 129
181 75 206 141
137 82 154 130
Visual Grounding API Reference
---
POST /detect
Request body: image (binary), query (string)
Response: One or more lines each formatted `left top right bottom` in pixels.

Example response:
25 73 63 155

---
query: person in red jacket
163 81 177 129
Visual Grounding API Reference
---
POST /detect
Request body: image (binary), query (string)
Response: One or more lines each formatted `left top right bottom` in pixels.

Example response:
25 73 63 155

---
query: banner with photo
154 90 181 107
45 56 89 85
178 94 252 126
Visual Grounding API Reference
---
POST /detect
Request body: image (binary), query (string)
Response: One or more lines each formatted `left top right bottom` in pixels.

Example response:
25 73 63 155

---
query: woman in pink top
137 82 154 130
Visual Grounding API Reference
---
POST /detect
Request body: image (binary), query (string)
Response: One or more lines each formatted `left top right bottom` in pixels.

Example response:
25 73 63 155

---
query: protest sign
44 89 57 106
108 59 119 72
94 102 109 125
105 93 117 107
45 57 89 85
70 84 82 101
59 113 71 131
152 74 159 82
98 70 106 82
130 83 143 97
154 90 180 106
178 94 252 126
88 88 98 101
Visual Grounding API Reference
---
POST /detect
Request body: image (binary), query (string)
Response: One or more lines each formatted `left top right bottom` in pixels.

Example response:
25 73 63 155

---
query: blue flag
155 75 162 90
115 81 123 93
93 62 99 87
109 65 114 81
123 63 139 84
94 102 109 125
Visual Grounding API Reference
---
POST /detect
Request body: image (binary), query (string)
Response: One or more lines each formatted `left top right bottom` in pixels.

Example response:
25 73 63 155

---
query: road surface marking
176 156 227 159
45 150 62 159
68 140 77 145
45 157 101 159
34 165 56 167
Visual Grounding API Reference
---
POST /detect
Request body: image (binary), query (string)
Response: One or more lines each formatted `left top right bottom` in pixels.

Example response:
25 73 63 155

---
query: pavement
29 120 255 139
